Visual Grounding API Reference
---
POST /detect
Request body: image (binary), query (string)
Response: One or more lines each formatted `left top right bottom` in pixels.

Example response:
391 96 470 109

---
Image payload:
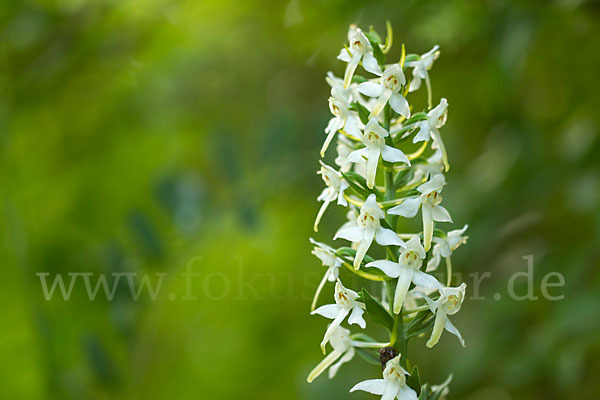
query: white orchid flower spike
388 174 452 252
334 194 403 269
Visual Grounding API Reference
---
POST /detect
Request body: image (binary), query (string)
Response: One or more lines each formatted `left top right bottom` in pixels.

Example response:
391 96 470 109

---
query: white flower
350 354 417 400
321 95 362 156
422 149 445 177
307 326 388 382
337 25 382 88
309 238 342 311
335 207 361 251
314 161 349 232
405 45 440 92
312 280 366 352
413 98 449 170
426 225 468 272
388 174 452 252
334 194 403 269
358 64 410 119
335 133 355 172
326 71 367 106
416 283 466 348
367 235 442 314
347 117 410 189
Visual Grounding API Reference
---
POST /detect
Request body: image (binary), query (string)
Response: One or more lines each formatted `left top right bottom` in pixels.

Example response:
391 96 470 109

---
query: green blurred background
1 0 599 399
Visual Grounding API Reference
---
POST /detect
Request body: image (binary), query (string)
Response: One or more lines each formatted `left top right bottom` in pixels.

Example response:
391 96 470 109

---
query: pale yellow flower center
383 74 401 91
424 191 442 205
357 212 379 229
364 130 384 147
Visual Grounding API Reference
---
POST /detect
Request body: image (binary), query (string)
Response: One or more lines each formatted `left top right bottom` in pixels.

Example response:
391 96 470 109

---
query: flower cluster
308 23 469 399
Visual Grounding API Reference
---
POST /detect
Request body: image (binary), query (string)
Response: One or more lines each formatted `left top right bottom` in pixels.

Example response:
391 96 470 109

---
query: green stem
382 103 408 368
397 313 408 368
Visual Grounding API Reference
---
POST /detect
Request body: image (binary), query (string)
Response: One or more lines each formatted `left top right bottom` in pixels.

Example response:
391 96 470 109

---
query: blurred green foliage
1 0 599 399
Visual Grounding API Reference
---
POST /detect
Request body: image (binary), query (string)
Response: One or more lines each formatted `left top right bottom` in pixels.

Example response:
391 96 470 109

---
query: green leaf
394 169 414 189
406 310 435 339
404 54 420 64
335 247 377 267
341 171 384 201
370 40 385 66
350 333 379 343
433 229 446 239
405 112 429 123
418 384 430 400
341 172 370 199
351 74 368 84
362 288 395 331
355 347 381 365
403 188 420 197
343 171 369 190
406 366 422 395
350 101 370 125
365 28 382 44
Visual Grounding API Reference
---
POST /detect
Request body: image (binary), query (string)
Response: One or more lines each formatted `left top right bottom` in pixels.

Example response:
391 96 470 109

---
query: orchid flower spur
358 64 410 119
413 98 449 170
308 23 471 399
367 235 442 314
405 45 440 93
314 161 349 232
334 194 403 269
416 283 467 348
311 280 366 352
350 355 417 400
347 117 410 189
337 25 382 88
307 326 388 382
427 224 468 272
388 173 452 252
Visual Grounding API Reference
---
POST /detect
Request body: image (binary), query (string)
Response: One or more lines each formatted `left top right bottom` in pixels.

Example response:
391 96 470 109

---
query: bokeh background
1 0 599 399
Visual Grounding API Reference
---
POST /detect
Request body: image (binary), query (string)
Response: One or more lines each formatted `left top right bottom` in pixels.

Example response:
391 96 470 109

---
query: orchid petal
412 270 443 290
381 145 410 165
388 197 421 218
393 266 414 314
334 226 363 242
431 205 452 222
348 305 366 328
366 260 402 278
444 318 466 347
375 226 404 247
362 53 382 76
350 379 387 395
311 304 342 319
357 82 383 97
389 93 410 118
